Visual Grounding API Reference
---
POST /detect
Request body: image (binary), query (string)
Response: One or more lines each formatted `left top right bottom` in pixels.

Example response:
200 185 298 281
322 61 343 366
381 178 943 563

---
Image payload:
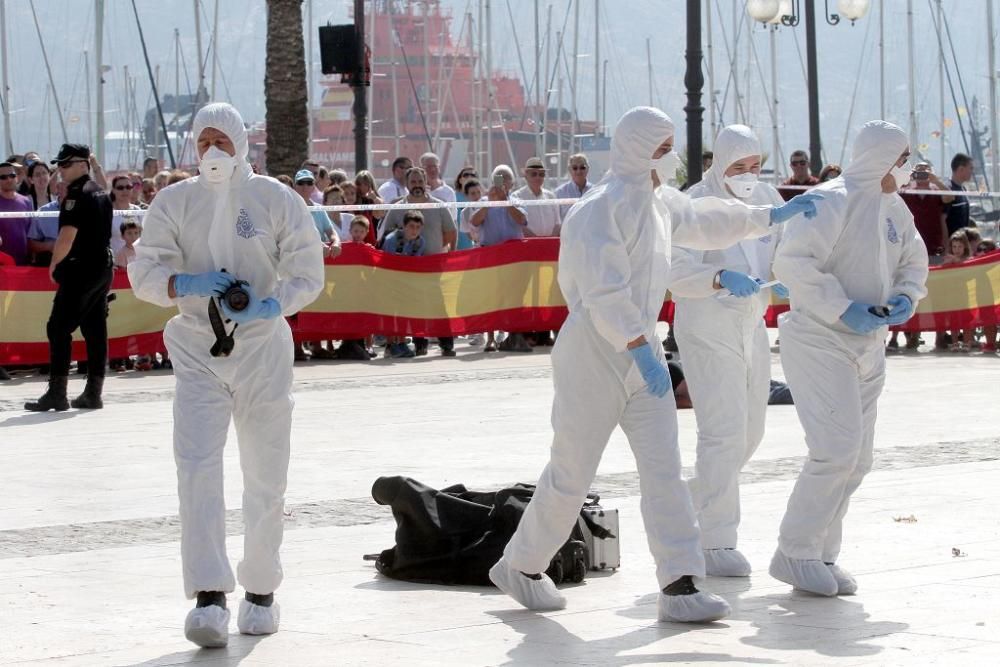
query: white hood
192 102 250 165
694 124 761 199
842 120 908 192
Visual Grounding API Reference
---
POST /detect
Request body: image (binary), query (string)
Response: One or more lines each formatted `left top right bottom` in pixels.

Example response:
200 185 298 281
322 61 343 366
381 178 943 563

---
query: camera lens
224 284 250 312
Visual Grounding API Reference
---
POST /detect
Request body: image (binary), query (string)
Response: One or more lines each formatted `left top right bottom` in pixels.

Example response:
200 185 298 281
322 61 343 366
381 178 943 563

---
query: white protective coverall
772 121 928 589
129 105 324 604
669 125 785 573
500 107 776 610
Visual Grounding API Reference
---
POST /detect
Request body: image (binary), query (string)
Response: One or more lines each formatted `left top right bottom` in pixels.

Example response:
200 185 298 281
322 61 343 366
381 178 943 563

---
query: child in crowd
382 211 425 358
114 220 141 269
941 231 974 352
460 179 483 247
349 216 373 245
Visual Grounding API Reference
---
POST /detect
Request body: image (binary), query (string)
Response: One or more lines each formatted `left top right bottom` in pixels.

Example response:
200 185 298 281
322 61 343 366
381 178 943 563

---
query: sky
0 0 993 178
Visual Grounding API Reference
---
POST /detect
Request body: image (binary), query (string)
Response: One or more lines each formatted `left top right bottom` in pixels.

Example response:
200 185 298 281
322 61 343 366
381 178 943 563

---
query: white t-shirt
111 205 142 253
430 182 456 202
337 212 355 241
377 179 408 203
511 185 561 237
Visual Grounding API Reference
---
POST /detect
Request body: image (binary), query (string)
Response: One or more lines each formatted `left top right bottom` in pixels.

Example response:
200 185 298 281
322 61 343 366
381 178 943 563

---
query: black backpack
370 476 602 586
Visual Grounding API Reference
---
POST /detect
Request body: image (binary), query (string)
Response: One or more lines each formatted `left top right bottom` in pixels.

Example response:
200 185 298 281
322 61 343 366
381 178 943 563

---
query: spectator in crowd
328 168 349 186
421 152 455 202
780 149 820 201
469 164 531 353
300 159 324 203
453 166 478 202
901 162 952 259
322 185 354 241
381 211 427 358
0 228 13 379
944 153 973 236
0 160 33 265
819 164 842 182
355 169 385 235
554 153 593 216
315 166 331 193
168 170 192 185
379 167 457 254
141 178 157 206
379 167 457 357
27 162 55 209
5 154 27 191
378 156 411 202
702 150 714 171
153 169 172 191
128 172 144 206
294 170 341 361
962 225 982 251
114 220 142 269
142 156 160 179
349 215 372 244
977 239 998 255
28 175 64 266
276 174 294 187
942 230 975 352
459 178 483 247
513 157 560 238
976 240 999 351
110 175 142 256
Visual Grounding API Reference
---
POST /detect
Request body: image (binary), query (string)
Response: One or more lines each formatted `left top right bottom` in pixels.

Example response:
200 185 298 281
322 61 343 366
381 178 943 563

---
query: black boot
24 375 70 412
0 366 10 381
71 375 105 409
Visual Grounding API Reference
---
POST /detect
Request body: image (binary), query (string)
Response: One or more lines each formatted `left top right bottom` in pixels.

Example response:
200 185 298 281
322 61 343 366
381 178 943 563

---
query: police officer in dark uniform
25 144 114 412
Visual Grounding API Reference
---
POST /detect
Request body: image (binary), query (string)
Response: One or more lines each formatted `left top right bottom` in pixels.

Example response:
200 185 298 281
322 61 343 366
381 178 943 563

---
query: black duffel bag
371 476 599 586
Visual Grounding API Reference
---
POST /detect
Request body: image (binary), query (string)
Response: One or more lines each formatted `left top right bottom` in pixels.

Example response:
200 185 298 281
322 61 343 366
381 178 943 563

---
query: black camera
219 268 250 312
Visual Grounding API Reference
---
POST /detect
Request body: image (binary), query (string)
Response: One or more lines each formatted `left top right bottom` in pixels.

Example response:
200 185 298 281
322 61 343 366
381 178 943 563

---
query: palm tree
264 0 308 177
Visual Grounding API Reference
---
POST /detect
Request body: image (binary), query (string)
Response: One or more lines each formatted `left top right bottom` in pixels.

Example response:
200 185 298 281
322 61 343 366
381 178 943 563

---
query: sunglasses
57 159 88 168
460 172 476 179
114 185 131 191
791 160 808 166
526 169 546 176
0 173 17 180
571 165 589 171
297 180 315 186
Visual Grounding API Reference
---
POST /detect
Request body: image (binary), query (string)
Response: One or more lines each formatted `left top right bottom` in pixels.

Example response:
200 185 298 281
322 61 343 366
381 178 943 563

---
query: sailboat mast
423 0 431 154
987 0 1000 189
594 0 599 136
770 26 780 179
194 0 205 99
96 0 105 163
906 0 917 155
29 1 68 143
570 0 579 156
535 0 542 157
84 50 93 147
878 0 885 118
646 38 652 106
389 6 401 159
706 0 716 138
211 0 219 100
0 0 11 155
306 0 313 151
485 0 493 171
543 3 551 161
938 0 945 170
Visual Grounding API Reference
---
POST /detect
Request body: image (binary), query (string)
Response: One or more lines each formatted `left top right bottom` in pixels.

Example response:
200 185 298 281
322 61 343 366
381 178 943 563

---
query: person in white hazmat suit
128 103 324 647
668 125 788 577
488 106 821 623
769 120 928 596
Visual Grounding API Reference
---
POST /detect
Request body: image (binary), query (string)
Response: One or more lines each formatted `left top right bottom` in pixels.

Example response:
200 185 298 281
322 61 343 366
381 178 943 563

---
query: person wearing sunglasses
453 166 478 202
24 143 114 412
0 160 34 266
109 175 142 256
780 149 820 201
554 153 593 217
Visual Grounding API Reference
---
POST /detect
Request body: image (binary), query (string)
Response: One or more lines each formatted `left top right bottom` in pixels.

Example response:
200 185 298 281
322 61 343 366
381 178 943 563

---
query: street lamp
749 0 870 175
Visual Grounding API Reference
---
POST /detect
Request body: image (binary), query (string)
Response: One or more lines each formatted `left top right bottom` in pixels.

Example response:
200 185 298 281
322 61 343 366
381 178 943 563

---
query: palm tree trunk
265 0 308 177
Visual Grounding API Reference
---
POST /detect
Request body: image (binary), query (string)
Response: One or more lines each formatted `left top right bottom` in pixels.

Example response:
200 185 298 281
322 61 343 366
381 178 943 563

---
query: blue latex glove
839 301 888 334
220 282 282 324
771 282 789 299
770 192 823 224
173 271 234 298
720 270 761 298
628 343 670 398
885 294 914 325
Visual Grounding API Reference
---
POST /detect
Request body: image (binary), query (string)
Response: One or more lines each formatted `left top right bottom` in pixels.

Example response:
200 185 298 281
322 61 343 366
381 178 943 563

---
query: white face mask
200 145 237 184
724 172 759 199
889 164 910 190
650 151 681 184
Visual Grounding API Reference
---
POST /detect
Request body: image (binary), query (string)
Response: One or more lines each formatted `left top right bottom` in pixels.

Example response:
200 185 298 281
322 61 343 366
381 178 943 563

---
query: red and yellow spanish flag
2 241 998 365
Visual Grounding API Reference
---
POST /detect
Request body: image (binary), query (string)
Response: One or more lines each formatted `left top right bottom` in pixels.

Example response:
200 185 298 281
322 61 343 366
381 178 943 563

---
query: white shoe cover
657 591 731 623
488 558 567 611
704 548 752 577
769 549 838 596
237 599 280 635
827 563 858 595
184 605 230 648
